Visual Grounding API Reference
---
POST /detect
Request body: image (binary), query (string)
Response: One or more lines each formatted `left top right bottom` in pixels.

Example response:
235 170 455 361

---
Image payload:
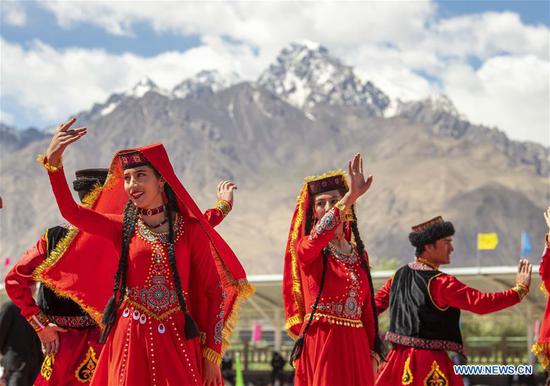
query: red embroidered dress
38 144 252 386
374 261 522 386
5 203 228 385
292 206 377 386
532 234 550 369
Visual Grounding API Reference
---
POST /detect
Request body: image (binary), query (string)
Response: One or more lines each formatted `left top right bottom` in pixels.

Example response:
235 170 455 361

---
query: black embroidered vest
37 226 89 319
386 264 464 354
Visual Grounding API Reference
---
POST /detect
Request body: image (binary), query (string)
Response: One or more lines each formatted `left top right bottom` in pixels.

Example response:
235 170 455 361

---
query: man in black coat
0 299 43 386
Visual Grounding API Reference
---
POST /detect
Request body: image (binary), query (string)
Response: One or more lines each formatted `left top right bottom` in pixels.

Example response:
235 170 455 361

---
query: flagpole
476 232 480 269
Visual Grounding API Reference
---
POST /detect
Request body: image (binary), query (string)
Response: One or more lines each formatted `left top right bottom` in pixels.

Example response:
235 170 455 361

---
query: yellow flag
477 233 499 250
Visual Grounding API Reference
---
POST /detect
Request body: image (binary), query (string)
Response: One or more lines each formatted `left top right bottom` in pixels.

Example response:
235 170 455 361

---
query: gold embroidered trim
75 346 98 383
402 356 413 385
532 342 550 370
202 346 222 366
40 354 55 381
285 314 302 331
424 360 448 386
215 199 232 217
540 282 549 298
27 311 50 332
33 183 106 326
426 273 448 311
122 298 180 320
334 200 353 222
36 154 63 172
304 169 348 184
202 230 255 356
286 187 308 339
512 282 529 301
305 312 363 327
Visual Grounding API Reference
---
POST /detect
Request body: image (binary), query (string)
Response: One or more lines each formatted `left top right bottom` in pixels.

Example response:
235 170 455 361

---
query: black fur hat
73 168 108 194
408 216 455 248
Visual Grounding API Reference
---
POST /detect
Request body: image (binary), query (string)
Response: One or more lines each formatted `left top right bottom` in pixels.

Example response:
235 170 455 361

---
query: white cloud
1 1 27 27
0 38 263 125
428 12 549 61
443 55 550 145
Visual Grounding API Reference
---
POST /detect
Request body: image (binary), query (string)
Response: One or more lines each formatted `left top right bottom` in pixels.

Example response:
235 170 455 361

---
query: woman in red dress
283 154 383 386
37 118 253 386
533 207 550 378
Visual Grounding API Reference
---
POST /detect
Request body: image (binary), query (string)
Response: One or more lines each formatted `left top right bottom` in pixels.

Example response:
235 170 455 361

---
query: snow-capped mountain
76 77 167 121
258 41 390 115
2 41 549 274
127 77 166 99
172 70 240 99
394 94 550 176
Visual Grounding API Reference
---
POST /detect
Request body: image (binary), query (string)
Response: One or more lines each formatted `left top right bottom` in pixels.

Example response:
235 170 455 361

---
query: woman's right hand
341 153 373 208
38 325 67 355
544 206 550 232
45 118 87 167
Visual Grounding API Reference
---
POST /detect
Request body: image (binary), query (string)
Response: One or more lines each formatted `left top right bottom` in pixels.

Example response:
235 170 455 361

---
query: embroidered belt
385 331 465 355
46 314 96 328
305 312 363 328
125 278 179 318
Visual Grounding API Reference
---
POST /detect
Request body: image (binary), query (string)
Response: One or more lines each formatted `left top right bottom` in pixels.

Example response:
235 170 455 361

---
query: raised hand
45 118 87 166
544 207 550 232
216 180 237 207
346 153 373 205
37 324 67 355
515 258 532 289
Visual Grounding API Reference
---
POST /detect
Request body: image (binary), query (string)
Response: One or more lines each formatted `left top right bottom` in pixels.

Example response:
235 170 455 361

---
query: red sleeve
203 208 224 228
5 236 47 319
539 234 550 285
374 277 393 315
429 274 520 315
188 222 224 365
48 168 121 242
296 207 342 265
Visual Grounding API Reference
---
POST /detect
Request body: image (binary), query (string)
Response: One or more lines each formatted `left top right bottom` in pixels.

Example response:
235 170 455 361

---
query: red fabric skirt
90 305 203 386
294 321 375 386
34 327 102 386
375 345 464 386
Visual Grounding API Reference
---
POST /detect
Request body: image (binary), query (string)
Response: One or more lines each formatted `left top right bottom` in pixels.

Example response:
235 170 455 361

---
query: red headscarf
35 144 253 352
282 170 351 339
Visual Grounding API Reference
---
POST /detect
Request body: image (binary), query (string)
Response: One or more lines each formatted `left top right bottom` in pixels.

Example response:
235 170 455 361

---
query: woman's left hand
203 357 223 386
216 180 237 207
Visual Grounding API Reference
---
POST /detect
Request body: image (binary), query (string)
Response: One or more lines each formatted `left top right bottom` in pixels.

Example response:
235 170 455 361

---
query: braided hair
100 200 137 343
164 185 199 338
100 167 199 343
289 247 329 365
350 206 385 359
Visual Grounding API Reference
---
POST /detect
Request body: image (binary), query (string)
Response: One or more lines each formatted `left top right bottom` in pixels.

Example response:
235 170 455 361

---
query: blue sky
1 1 548 145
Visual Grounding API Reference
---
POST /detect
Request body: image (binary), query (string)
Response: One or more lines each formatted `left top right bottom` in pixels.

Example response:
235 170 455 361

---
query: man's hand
38 324 67 355
515 258 533 289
